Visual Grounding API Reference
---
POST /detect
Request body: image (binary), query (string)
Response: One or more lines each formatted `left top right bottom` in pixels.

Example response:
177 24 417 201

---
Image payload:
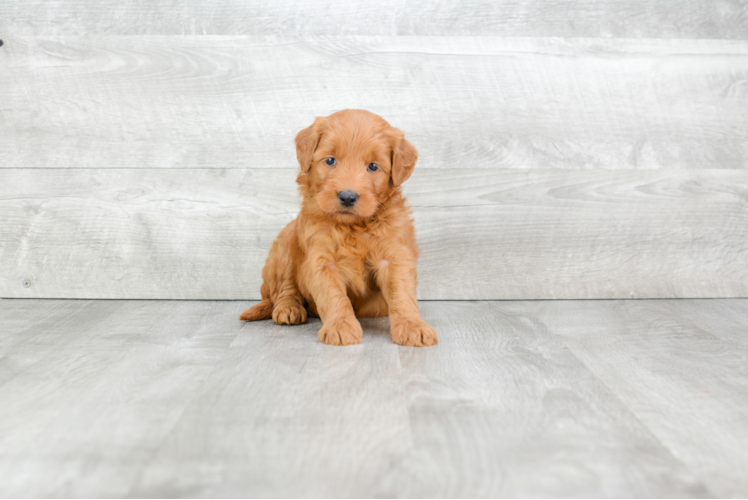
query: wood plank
1 168 745 300
1 299 724 497
130 314 410 497
0 299 243 497
131 300 709 497
2 0 747 38
532 299 748 498
2 36 747 170
377 301 708 497
0 299 410 497
653 299 748 348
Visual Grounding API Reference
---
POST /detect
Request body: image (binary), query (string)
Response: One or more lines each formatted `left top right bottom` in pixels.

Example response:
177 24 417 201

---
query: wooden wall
1 1 746 300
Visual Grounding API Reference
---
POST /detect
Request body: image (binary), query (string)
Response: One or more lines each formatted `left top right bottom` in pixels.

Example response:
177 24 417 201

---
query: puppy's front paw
390 318 438 347
318 316 363 346
272 301 307 325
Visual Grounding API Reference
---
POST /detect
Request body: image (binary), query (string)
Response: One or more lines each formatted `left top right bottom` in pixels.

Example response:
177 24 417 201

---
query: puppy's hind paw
318 316 363 346
390 318 438 347
272 301 308 325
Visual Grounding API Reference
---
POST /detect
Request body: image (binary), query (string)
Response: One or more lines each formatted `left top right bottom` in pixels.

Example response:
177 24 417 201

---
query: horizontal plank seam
2 297 747 302
3 34 748 41
1 167 746 171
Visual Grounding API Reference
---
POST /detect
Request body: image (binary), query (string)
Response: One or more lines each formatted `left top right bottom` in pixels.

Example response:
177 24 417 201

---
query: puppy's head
295 109 417 224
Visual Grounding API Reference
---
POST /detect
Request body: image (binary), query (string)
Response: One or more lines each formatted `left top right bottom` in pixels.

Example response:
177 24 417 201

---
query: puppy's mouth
332 208 360 220
324 206 370 225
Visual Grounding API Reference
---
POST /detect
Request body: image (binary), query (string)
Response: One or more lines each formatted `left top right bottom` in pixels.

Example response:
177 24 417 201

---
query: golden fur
240 109 437 347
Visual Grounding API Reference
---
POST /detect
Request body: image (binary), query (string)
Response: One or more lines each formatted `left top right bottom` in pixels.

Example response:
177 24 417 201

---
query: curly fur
240 109 437 346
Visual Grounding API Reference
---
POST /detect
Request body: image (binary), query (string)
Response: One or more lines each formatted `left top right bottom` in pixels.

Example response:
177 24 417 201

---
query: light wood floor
0 299 746 498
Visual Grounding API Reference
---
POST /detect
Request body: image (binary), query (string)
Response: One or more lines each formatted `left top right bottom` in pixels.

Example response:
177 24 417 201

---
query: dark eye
367 163 379 172
325 157 336 166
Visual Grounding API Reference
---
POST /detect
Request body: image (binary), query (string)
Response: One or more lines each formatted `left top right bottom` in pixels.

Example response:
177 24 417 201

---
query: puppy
240 109 437 347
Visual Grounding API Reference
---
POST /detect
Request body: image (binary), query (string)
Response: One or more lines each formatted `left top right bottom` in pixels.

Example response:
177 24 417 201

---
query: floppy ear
295 118 323 172
391 131 418 187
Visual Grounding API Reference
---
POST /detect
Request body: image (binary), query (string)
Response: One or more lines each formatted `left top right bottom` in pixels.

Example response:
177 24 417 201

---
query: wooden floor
0 299 746 497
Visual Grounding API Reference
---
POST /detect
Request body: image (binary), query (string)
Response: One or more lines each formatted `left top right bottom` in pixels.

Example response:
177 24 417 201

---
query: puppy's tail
240 299 273 321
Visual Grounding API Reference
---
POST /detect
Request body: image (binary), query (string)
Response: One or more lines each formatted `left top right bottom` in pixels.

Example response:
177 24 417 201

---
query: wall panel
1 168 745 300
2 0 747 38
1 36 746 170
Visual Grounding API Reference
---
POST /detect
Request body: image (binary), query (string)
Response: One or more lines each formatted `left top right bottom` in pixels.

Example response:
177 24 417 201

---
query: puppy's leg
272 279 307 326
306 255 362 346
375 257 437 347
268 225 307 325
240 220 306 325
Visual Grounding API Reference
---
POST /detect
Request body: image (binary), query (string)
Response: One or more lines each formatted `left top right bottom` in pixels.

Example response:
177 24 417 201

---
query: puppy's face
295 110 417 224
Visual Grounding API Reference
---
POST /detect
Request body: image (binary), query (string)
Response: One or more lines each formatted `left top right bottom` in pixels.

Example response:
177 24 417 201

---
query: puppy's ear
295 118 323 173
391 131 418 187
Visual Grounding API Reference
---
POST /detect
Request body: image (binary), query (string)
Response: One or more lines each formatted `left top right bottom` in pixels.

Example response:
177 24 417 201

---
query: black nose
338 190 359 207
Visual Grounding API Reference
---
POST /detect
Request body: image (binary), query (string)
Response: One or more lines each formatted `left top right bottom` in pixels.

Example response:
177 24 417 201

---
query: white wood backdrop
2 1 747 38
0 1 746 300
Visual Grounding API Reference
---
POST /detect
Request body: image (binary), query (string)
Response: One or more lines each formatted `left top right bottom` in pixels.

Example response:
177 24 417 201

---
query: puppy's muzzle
337 190 359 207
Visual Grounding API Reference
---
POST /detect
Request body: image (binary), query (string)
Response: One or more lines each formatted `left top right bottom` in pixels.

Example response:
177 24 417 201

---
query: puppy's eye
367 163 379 172
325 157 337 167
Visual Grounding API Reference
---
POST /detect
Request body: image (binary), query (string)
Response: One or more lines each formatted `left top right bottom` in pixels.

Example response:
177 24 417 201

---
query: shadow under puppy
241 109 437 347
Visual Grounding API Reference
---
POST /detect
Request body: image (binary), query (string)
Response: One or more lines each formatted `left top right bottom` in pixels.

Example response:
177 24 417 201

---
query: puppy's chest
329 230 382 295
330 229 375 266
302 223 386 273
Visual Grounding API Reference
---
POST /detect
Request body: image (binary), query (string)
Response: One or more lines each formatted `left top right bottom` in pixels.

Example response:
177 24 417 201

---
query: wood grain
131 314 409 498
6 299 743 497
0 299 243 497
1 168 745 300
383 301 708 497
652 299 748 348
532 299 748 498
2 0 747 38
2 36 747 170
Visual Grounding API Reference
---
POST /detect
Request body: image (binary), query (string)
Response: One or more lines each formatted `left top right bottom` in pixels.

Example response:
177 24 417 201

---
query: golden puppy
240 109 437 347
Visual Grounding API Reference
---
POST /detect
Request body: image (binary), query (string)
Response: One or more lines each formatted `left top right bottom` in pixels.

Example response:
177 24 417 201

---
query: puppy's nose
337 190 359 207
